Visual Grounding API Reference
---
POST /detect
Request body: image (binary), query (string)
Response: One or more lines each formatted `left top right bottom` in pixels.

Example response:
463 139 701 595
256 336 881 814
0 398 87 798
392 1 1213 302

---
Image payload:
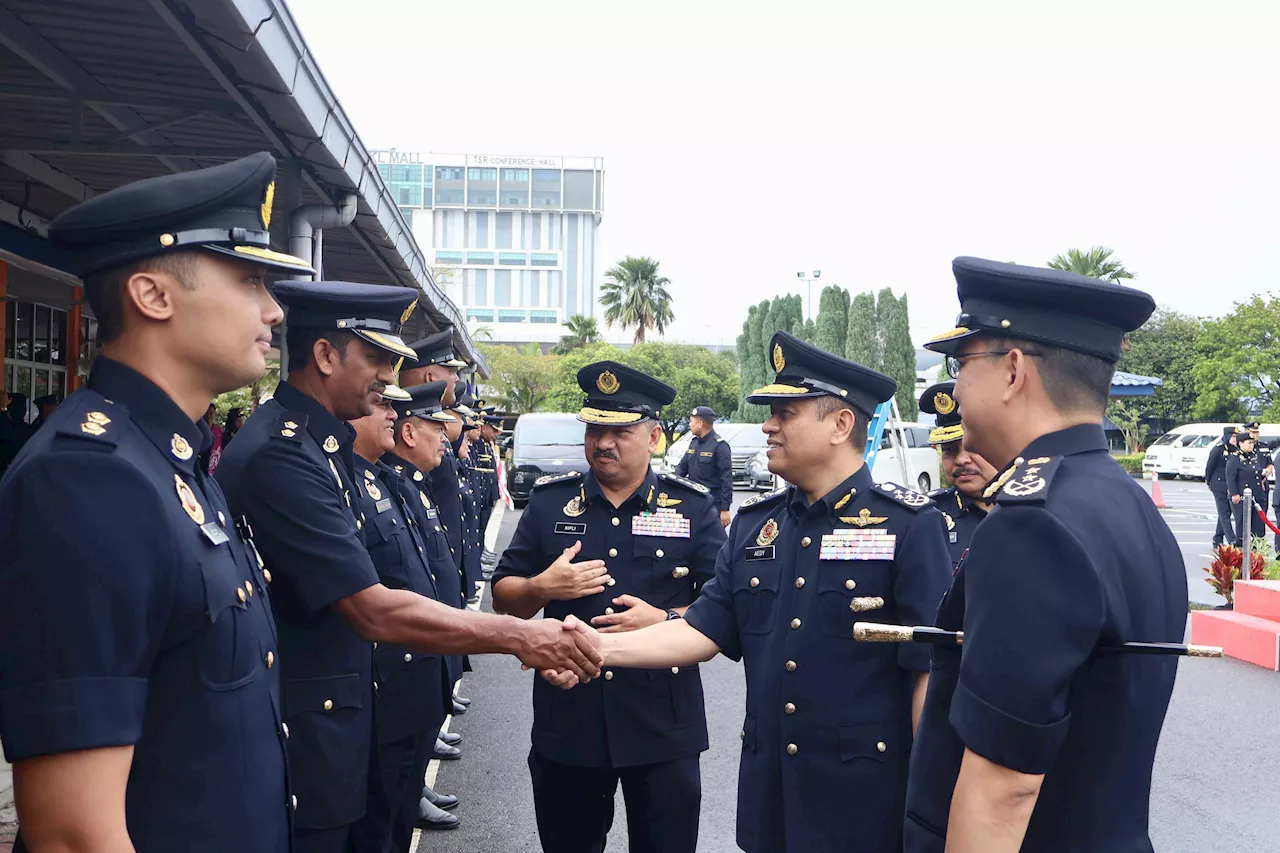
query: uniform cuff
0 677 148 761
949 679 1070 775
683 598 741 661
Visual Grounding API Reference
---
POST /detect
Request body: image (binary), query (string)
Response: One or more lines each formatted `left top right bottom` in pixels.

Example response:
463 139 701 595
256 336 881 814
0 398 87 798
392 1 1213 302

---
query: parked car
505 413 588 507
742 422 941 494
1142 423 1271 480
745 448 773 490
662 422 771 485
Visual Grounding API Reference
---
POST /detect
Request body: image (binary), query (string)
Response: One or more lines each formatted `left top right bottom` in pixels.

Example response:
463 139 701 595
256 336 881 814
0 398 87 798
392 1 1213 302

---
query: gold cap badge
934 392 956 415
323 435 339 454
597 370 620 395
171 434 193 461
772 343 785 373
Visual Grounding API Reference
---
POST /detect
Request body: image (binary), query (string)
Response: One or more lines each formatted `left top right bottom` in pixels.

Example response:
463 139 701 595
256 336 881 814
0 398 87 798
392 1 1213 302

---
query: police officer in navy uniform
1228 427 1268 543
1205 425 1238 547
0 152 311 852
476 404 504 564
585 333 954 853
676 405 734 528
905 257 1187 852
453 392 486 605
918 381 997 567
380 382 468 825
493 361 726 853
215 280 602 853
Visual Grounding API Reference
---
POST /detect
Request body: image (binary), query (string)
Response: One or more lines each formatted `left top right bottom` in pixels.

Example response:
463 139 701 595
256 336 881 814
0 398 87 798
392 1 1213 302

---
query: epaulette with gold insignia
872 482 934 512
532 471 583 489
992 455 1062 505
739 487 788 512
54 396 123 450
658 472 709 494
271 411 307 443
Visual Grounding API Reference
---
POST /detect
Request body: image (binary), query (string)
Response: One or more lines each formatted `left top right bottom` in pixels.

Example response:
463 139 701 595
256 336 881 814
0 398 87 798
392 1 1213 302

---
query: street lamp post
796 269 821 320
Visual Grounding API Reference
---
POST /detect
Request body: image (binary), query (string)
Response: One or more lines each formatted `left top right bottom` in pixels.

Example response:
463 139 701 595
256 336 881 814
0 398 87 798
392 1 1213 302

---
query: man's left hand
720 510 731 528
590 594 667 633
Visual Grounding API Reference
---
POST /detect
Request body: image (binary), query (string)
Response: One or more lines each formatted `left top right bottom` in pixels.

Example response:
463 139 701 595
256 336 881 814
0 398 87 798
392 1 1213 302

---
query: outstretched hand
589 595 666 633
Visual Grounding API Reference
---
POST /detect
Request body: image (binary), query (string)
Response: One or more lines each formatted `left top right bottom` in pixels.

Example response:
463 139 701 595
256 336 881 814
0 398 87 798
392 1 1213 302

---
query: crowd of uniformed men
0 151 1194 853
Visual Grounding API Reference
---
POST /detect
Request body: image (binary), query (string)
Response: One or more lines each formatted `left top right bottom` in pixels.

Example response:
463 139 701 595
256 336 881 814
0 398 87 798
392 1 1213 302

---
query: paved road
416 482 1280 853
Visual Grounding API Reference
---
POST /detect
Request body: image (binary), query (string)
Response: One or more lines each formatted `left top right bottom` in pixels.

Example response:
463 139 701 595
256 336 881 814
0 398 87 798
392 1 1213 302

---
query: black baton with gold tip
852 623 1223 658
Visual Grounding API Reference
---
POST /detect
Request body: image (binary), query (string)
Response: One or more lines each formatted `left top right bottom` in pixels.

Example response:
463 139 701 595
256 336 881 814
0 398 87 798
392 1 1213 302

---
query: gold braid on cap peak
579 407 645 424
751 383 810 395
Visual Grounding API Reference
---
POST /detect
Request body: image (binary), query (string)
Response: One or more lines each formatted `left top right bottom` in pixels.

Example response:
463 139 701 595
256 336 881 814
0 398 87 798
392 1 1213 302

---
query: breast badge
563 496 586 517
756 518 779 546
174 474 206 525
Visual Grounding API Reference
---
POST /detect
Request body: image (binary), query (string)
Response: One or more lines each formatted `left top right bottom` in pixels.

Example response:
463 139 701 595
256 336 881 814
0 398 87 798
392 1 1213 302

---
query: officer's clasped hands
589 594 666 633
534 540 612 599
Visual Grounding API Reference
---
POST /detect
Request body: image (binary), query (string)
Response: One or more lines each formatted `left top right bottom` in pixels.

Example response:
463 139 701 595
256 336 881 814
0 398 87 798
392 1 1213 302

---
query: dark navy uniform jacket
386 452 466 687
676 430 734 511
457 439 483 590
928 486 988 568
1227 450 1268 504
683 464 952 853
352 457 452 743
905 425 1188 852
216 382 382 831
1204 441 1233 494
493 468 725 768
0 358 289 852
470 437 498 507
429 440 465 572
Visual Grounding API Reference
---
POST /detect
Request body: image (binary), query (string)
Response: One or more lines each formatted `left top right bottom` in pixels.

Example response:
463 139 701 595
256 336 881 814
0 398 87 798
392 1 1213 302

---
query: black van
506 413 588 507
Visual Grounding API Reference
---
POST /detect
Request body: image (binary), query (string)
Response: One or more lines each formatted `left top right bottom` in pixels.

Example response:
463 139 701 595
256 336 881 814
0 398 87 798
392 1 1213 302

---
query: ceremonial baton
852 623 1222 658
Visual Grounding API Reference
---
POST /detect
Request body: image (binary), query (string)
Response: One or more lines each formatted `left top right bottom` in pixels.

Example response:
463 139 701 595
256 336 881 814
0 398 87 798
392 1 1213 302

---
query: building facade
373 151 604 343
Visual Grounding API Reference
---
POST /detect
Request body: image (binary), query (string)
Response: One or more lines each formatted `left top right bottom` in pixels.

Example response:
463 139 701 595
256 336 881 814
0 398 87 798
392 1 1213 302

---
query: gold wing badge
840 508 887 527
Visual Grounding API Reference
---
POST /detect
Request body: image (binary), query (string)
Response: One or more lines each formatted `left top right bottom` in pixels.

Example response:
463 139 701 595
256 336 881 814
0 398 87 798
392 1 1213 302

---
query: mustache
951 466 981 478
593 450 620 461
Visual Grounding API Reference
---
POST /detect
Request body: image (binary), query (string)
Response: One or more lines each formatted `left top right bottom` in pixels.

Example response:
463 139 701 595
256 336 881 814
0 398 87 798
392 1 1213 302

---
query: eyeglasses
944 350 1041 379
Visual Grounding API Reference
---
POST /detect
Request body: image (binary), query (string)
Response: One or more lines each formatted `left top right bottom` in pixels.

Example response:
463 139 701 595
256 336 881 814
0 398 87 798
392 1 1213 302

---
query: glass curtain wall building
373 151 604 343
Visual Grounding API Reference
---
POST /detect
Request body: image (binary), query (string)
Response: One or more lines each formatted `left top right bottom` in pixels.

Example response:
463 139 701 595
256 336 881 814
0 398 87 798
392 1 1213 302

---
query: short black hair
812 396 869 453
989 337 1114 414
82 250 200 343
285 327 356 373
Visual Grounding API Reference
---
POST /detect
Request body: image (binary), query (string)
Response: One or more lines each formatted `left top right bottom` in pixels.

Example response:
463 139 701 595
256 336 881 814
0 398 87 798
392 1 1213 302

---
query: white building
373 150 604 344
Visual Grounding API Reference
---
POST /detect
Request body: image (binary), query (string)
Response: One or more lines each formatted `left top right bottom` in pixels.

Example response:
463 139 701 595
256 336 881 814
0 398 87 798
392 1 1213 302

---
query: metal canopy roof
0 0 485 372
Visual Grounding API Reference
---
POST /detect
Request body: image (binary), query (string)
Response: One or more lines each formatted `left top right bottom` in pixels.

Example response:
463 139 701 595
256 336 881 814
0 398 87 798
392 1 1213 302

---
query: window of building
530 252 559 267
466 309 495 323
472 270 488 306
467 168 497 181
562 170 595 210
532 169 561 184
502 194 529 206
436 167 464 181
494 270 512 306
435 189 464 206
398 207 414 229
435 250 464 264
498 252 527 266
498 309 526 324
530 310 559 324
501 169 530 182
4 300 71 418
469 190 498 206
531 192 561 209
467 252 495 265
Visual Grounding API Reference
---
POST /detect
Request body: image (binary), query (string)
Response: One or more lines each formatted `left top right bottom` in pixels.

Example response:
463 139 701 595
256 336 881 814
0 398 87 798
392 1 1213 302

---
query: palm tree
600 256 675 344
471 324 494 341
552 314 600 355
1047 246 1136 283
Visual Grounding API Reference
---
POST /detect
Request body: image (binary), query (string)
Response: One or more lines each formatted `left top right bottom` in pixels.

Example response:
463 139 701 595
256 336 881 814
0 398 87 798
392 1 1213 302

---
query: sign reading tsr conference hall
369 149 562 169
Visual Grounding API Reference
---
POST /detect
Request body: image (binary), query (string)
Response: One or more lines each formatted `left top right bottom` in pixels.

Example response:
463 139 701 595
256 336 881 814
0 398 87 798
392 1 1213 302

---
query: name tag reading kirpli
631 509 691 538
820 529 896 561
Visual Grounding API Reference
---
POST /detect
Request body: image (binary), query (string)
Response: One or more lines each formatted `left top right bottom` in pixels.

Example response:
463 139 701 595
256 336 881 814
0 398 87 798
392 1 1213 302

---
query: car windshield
1186 434 1218 448
1150 433 1182 447
517 419 586 446
725 425 768 448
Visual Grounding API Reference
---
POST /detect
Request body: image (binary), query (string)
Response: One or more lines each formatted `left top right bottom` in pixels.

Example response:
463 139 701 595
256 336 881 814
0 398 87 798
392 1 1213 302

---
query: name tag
200 522 229 546
820 529 896 561
949 531 957 544
699 451 713 457
632 510 691 538
745 545 775 561
555 522 587 535
375 498 393 514
426 508 439 519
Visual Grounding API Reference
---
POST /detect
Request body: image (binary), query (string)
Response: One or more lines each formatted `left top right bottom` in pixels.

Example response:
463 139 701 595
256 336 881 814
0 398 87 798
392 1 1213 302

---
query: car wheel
917 473 931 492
1157 472 1176 481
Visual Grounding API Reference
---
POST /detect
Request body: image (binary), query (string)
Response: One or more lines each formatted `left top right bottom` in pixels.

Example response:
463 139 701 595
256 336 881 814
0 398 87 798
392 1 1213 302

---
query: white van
1143 423 1279 480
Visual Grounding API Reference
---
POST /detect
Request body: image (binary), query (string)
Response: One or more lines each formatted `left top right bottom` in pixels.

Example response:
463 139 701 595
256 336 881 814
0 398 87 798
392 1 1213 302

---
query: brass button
245 581 254 597
265 651 275 668
404 653 412 662
604 671 614 681
236 588 247 604
877 741 887 753
740 729 745 739
795 577 805 589
373 642 378 649
282 723 290 738
801 536 812 547
292 795 298 811
374 682 379 691
672 567 689 578
784 702 795 715
785 660 797 672
845 579 856 591
609 548 618 557
605 607 615 615
786 743 798 756
671 666 680 674
611 517 620 527
750 577 760 588
655 549 665 558
263 569 273 583
323 699 334 711
607 578 616 586
791 618 801 629
356 519 362 530
218 511 226 526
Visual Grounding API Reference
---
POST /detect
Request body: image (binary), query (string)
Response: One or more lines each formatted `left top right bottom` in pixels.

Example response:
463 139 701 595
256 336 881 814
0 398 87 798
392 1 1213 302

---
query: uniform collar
272 380 356 453
787 463 873 516
583 467 661 510
1015 423 1109 461
954 487 988 515
382 450 426 483
87 356 208 473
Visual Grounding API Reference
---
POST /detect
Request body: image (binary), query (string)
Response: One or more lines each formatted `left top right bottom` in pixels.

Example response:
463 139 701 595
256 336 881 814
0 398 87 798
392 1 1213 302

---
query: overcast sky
288 0 1280 347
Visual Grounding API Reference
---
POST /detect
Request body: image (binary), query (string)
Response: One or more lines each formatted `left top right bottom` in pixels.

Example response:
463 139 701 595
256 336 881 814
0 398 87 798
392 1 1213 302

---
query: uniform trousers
527 748 701 853
1212 489 1236 546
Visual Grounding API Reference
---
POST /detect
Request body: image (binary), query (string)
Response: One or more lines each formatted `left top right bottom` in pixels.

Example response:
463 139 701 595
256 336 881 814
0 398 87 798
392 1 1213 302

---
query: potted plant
1202 542 1267 609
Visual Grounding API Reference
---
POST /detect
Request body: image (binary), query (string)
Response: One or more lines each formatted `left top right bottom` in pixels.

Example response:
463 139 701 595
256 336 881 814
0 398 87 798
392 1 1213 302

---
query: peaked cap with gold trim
747 330 896 418
272 280 419 360
923 257 1154 363
392 380 455 422
576 360 676 426
49 152 313 276
408 328 468 368
918 380 962 445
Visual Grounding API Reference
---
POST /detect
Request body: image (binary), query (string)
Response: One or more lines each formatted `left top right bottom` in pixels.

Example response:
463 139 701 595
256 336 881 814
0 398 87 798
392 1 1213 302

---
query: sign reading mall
370 149 562 169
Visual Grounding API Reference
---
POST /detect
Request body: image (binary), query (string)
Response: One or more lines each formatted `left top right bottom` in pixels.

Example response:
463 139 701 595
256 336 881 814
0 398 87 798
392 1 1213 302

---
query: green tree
877 290 919 421
600 256 675 344
552 314 601 355
1106 399 1151 453
1115 309 1202 426
733 300 772 422
478 343 558 413
214 363 279 420
846 291 879 368
542 342 625 413
1192 295 1280 421
1047 246 1136 283
815 285 850 355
